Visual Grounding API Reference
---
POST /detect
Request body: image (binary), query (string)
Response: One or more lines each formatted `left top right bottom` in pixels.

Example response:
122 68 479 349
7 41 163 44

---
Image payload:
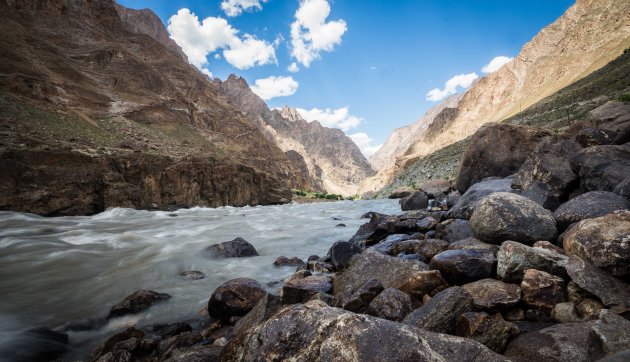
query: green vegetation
291 189 356 201
619 94 630 102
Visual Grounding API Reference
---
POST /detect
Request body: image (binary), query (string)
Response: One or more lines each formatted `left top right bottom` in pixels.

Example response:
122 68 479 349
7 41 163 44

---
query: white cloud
296 107 362 131
221 0 267 17
290 0 347 68
200 68 213 78
349 132 382 157
426 72 479 102
168 8 276 71
482 56 513 74
287 62 299 73
250 76 299 100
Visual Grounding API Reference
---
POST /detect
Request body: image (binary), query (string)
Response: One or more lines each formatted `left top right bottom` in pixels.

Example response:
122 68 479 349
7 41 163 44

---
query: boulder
162 345 223 362
504 323 594 362
337 279 384 313
328 241 362 270
419 179 451 197
281 274 332 304
400 191 429 211
368 234 411 255
575 128 618 147
91 328 144 361
390 270 449 301
448 237 500 255
403 286 474 334
562 210 630 277
391 239 422 256
550 302 581 323
520 269 565 313
520 182 560 211
532 240 564 255
571 143 630 193
332 250 429 297
588 310 630 360
512 137 582 198
273 256 305 268
429 249 495 285
448 178 517 220
388 186 415 199
234 294 282 335
497 241 568 283
470 192 557 245
456 123 552 193
462 279 521 310
349 213 399 247
208 278 266 321
565 256 630 313
553 191 629 231
436 219 474 242
205 237 259 258
415 238 449 260
366 288 413 322
613 177 630 198
221 302 507 361
456 312 519 353
108 290 171 319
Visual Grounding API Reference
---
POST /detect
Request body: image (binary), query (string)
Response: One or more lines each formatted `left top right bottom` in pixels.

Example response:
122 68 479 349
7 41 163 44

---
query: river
0 199 401 358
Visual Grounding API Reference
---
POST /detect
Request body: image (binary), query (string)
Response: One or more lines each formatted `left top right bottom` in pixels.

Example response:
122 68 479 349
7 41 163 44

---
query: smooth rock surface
429 249 495 285
403 286 474 334
400 191 429 211
328 241 362 270
208 278 266 321
448 178 517 220
436 219 474 242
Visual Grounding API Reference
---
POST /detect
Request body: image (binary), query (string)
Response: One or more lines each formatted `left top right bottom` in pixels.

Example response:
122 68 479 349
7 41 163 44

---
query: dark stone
520 269 565 313
389 186 415 199
520 182 560 211
613 178 630 198
208 278 267 321
91 328 144 361
448 178 517 220
366 288 413 322
390 270 449 301
429 249 495 285
415 238 449 260
147 323 192 338
553 191 629 231
234 294 283 335
179 271 205 280
0 327 68 362
205 237 259 258
281 274 332 304
448 237 500 255
335 223 346 227
420 179 452 197
337 279 384 313
369 234 411 255
497 241 568 283
400 191 429 211
162 345 223 362
157 332 203 359
391 238 422 256
571 143 630 193
221 303 506 361
397 253 426 262
462 279 521 310
306 260 334 273
108 290 171 318
532 240 564 255
348 213 399 246
95 351 132 362
563 210 630 277
397 210 431 221
456 123 551 193
328 241 362 270
404 286 474 334
470 192 557 245
588 310 630 360
456 312 519 353
307 292 336 306
273 256 305 268
436 219 474 242
575 128 618 147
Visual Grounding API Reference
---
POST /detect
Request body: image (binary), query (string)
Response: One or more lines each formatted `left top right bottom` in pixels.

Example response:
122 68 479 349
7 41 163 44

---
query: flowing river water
0 199 401 358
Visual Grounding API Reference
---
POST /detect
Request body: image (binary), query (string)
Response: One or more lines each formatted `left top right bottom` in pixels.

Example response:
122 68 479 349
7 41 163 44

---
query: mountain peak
279 106 304 122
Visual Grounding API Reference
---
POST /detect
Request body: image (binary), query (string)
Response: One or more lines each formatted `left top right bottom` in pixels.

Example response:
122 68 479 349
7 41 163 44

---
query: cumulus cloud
349 132 382 157
250 76 299 100
296 107 362 131
482 56 513 74
221 0 267 17
200 68 214 78
287 62 299 73
168 8 276 71
290 0 347 68
426 72 479 102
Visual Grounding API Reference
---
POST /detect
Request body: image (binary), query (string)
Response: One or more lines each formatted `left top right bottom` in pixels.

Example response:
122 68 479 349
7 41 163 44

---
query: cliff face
366 0 630 193
0 0 294 215
219 75 375 196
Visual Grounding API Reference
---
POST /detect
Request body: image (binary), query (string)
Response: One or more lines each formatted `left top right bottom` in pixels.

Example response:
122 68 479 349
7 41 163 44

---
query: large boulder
281 274 333 304
553 191 629 231
589 310 630 360
512 137 582 198
336 279 384 313
390 270 449 301
108 290 171 319
332 250 429 297
327 241 362 270
462 279 521 310
419 179 451 197
497 241 568 283
448 178 516 220
205 237 259 258
366 288 413 322
415 238 449 260
436 219 474 242
504 323 594 362
221 302 507 361
571 143 630 193
208 278 267 321
470 192 557 245
429 249 495 285
456 124 551 193
400 191 429 211
520 269 565 313
388 186 415 199
348 213 399 247
562 210 630 278
404 286 474 334
456 312 519 353
234 294 283 335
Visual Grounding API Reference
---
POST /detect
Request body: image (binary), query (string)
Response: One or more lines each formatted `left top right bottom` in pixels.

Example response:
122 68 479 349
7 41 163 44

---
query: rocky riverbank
4 122 629 361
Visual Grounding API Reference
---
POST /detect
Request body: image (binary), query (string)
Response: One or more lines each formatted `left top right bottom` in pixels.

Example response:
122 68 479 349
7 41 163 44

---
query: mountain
364 0 630 193
218 74 376 196
0 0 297 215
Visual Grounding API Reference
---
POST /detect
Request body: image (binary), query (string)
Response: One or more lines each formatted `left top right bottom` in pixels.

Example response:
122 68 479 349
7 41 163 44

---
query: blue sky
117 0 575 156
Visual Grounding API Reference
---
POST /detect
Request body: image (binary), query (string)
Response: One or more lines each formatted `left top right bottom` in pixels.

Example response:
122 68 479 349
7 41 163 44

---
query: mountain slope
0 0 295 215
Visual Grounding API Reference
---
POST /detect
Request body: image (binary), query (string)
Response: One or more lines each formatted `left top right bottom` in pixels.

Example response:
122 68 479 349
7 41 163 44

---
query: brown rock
108 290 171 319
366 288 413 322
415 238 449 260
448 237 500 255
521 269 566 313
576 298 603 320
462 279 521 310
390 270 449 301
391 239 422 256
208 278 266 321
497 241 568 283
550 302 581 323
273 256 305 268
532 240 564 255
456 312 519 353
337 279 384 313
420 178 451 197
281 274 332 304
234 294 282 336
505 323 593 362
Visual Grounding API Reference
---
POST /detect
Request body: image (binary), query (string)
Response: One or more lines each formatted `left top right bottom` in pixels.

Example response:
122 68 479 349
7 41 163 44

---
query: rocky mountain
218 74 375 196
364 0 630 193
0 0 297 215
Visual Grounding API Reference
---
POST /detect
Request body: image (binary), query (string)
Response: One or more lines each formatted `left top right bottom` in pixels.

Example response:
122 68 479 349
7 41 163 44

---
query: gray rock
391 238 422 256
419 178 451 197
404 286 474 334
520 182 560 211
400 191 429 211
497 241 568 283
349 213 399 247
328 241 362 270
221 302 507 361
563 210 630 278
448 178 516 220
575 128 618 147
462 279 521 310
470 192 557 245
108 290 171 319
571 143 630 193
163 345 223 362
553 191 629 231
366 288 413 322
368 234 410 255
436 219 474 242
520 269 565 313
273 256 305 268
206 237 259 258
337 279 384 313
234 294 282 335
281 274 332 304
613 177 630 198
504 323 594 362
208 278 266 321
532 240 564 255
588 310 630 360
429 249 495 285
